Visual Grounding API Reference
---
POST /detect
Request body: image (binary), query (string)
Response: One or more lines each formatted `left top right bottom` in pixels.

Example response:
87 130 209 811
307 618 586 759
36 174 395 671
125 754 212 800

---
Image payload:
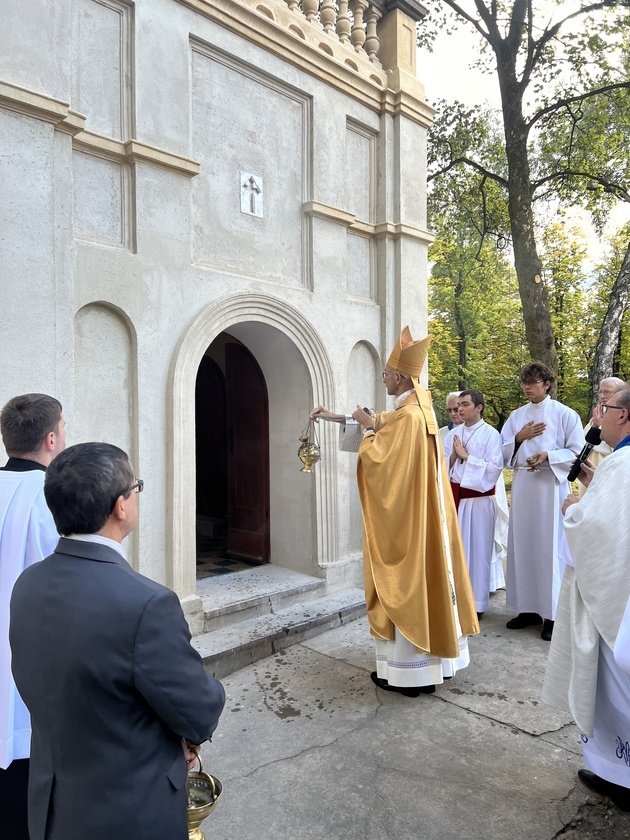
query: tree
421 1 630 380
540 222 591 415
428 216 527 429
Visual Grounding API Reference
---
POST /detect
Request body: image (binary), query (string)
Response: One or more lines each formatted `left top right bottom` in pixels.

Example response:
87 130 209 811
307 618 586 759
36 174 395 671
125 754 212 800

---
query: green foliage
420 0 630 381
428 226 527 430
428 211 627 426
540 223 591 415
589 223 630 377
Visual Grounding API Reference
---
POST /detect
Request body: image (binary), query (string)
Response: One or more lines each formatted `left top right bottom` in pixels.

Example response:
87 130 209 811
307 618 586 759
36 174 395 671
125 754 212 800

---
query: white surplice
542 446 630 789
501 396 583 620
444 420 503 613
0 469 58 768
490 473 508 592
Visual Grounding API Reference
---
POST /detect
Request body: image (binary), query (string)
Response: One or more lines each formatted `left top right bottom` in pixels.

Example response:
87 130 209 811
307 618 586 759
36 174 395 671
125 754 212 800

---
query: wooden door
225 342 270 562
195 356 227 518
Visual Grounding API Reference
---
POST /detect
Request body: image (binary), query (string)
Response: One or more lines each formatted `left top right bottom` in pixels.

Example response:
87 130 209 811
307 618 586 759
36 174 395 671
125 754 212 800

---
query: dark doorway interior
195 336 270 578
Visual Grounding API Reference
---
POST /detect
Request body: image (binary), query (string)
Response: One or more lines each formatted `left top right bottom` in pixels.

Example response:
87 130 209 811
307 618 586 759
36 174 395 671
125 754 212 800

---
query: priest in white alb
444 389 503 619
542 387 630 811
501 362 583 641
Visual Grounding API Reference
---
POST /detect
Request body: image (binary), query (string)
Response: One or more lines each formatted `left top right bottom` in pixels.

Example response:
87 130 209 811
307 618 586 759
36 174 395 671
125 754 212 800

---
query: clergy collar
394 388 415 408
461 418 484 431
529 395 550 407
1 456 47 472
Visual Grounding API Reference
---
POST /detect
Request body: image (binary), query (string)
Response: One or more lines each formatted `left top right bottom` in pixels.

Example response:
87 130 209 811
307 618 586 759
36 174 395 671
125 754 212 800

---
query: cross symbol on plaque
242 175 262 214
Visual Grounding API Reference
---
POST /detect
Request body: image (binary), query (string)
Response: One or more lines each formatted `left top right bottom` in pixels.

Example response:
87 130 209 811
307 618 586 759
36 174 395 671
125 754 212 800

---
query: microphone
567 426 601 482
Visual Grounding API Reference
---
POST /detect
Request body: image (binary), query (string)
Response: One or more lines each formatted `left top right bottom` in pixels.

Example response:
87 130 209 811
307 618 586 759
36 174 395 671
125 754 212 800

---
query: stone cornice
303 201 433 243
73 131 201 177
0 79 86 135
0 80 201 176
176 0 433 127
380 0 428 22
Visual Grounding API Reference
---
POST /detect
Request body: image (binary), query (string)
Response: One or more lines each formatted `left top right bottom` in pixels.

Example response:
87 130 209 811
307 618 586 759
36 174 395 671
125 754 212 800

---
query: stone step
192 588 366 679
197 565 327 633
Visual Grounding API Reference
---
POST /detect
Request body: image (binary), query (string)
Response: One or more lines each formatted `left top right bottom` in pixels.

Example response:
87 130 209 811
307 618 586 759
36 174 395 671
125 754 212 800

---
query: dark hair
1 394 62 455
520 361 554 388
44 443 134 535
459 389 485 411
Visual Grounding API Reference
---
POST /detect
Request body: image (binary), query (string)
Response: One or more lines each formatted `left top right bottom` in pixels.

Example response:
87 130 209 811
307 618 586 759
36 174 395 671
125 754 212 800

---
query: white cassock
0 469 59 769
444 420 503 613
501 396 583 620
542 445 630 788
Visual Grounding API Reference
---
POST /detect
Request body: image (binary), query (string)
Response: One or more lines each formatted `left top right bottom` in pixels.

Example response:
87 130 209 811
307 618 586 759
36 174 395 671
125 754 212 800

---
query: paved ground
197 590 630 839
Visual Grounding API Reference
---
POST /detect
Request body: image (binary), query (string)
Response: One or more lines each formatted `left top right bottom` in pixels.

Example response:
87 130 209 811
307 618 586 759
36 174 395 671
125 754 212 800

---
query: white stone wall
0 0 431 603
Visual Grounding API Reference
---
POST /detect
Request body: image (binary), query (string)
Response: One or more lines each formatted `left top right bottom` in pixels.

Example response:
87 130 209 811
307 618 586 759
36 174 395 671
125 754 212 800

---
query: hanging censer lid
297 418 320 473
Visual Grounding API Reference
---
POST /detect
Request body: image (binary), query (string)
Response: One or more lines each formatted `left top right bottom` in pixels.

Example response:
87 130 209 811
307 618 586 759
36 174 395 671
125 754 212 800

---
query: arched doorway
195 333 270 576
169 293 338 599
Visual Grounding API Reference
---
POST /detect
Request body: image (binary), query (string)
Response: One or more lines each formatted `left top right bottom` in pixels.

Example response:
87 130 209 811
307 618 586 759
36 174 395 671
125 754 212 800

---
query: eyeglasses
601 404 625 415
382 371 390 380
129 479 144 494
599 389 616 397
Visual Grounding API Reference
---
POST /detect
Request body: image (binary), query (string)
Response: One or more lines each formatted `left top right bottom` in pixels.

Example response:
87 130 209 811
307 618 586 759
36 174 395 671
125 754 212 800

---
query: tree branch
438 0 491 40
531 169 630 203
528 82 630 129
428 155 509 189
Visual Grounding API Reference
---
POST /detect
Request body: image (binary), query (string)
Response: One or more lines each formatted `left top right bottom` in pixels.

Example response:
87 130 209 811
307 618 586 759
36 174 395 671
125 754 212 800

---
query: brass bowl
298 440 320 473
187 754 222 840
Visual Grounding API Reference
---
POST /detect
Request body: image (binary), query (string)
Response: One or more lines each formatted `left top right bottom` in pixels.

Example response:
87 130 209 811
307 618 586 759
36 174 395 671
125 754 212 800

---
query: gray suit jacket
9 538 225 840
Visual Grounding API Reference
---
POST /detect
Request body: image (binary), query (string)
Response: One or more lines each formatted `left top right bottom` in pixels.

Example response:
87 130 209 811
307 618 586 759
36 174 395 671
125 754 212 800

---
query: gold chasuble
357 328 478 659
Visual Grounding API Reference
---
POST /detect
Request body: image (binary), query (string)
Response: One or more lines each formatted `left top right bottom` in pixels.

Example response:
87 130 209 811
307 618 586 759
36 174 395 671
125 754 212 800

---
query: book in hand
339 420 362 452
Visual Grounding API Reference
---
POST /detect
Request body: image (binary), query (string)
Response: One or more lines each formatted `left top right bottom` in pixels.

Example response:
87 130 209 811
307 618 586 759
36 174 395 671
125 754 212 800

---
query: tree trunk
497 57 559 382
590 241 630 413
454 269 467 389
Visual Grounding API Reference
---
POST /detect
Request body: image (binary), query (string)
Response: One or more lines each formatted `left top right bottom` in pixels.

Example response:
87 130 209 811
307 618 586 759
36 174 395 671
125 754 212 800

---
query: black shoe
578 769 630 812
477 612 484 620
506 612 543 629
541 619 554 641
370 671 435 697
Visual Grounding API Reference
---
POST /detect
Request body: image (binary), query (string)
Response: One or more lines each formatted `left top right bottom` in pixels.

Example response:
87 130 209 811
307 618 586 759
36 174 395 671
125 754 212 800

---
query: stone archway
168 294 338 599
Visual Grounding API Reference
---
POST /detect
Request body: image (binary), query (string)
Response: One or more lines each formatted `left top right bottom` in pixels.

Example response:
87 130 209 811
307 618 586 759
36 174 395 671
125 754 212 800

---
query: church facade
0 0 433 627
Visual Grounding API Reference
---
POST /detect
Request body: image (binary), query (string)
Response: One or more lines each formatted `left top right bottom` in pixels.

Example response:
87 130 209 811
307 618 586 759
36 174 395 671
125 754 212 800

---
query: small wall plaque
240 172 263 218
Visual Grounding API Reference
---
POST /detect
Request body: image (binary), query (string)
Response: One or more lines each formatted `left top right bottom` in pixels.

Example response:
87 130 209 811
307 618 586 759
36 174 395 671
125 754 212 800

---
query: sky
417 22 630 270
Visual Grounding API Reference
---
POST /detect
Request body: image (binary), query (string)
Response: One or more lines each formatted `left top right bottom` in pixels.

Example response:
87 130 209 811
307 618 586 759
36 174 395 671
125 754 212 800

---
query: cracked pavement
199 590 630 839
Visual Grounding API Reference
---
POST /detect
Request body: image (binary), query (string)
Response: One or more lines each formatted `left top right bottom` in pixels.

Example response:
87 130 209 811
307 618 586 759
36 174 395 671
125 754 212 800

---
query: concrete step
192 588 366 679
197 565 327 633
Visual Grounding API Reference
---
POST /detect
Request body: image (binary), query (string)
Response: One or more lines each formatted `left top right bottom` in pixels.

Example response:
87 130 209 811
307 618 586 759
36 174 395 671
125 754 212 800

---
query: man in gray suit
9 442 225 840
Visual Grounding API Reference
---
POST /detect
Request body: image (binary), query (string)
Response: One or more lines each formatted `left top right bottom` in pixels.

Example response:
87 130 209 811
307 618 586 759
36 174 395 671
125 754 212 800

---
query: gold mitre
386 326 431 378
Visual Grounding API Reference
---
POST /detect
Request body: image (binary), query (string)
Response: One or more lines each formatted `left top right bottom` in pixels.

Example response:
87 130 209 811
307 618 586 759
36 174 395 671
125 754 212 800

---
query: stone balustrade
284 0 385 65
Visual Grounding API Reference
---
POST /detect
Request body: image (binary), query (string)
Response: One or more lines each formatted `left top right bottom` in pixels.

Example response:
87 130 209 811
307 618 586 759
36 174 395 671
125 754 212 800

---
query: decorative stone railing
284 0 384 65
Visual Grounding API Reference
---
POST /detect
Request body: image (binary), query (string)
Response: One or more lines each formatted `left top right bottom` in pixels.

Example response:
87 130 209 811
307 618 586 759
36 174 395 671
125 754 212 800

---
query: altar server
444 389 503 618
0 394 64 840
501 362 583 641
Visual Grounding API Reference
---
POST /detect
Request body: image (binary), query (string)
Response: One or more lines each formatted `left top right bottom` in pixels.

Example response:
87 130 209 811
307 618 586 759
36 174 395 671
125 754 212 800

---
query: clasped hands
452 435 468 461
